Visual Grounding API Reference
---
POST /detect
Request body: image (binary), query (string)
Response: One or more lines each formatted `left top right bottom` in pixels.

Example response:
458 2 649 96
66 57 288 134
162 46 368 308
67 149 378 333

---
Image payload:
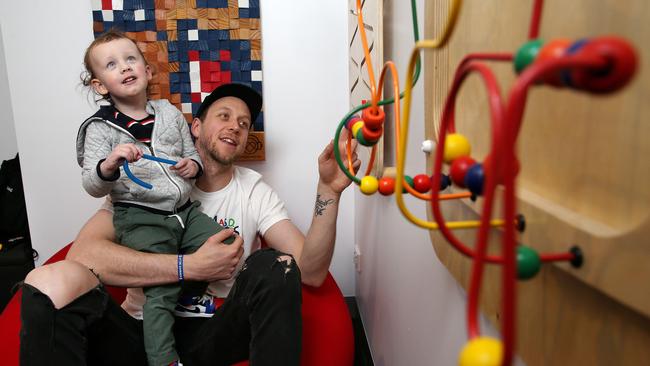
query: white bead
421 140 435 153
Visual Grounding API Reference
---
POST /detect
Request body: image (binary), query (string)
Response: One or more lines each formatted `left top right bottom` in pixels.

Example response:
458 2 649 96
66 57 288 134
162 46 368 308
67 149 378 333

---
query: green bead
403 175 414 193
356 128 377 146
517 245 541 280
514 39 544 74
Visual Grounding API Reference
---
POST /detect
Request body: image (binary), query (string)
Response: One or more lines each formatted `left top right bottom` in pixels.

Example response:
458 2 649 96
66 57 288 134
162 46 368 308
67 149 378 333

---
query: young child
76 29 232 366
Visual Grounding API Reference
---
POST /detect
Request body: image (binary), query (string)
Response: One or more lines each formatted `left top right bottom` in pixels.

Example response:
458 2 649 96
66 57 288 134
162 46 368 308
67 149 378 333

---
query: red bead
483 154 520 184
378 177 395 196
361 124 383 142
449 156 477 188
345 115 363 131
412 174 431 193
361 106 385 131
535 38 572 86
570 37 638 94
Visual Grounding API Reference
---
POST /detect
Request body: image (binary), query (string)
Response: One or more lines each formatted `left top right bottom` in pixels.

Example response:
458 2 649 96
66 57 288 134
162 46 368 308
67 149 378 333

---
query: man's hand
318 128 361 195
171 158 199 178
184 229 244 282
100 143 142 177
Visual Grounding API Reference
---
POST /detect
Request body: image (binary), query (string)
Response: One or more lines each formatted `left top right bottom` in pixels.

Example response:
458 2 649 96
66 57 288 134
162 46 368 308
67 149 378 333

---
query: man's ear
191 117 202 139
90 78 108 97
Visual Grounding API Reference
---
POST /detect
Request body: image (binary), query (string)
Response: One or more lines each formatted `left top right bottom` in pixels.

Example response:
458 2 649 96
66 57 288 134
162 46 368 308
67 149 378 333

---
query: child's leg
114 206 186 366
177 202 233 297
142 283 182 365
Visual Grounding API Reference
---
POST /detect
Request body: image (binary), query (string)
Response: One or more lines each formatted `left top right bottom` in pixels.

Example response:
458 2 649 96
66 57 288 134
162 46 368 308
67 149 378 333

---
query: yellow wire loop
394 0 501 231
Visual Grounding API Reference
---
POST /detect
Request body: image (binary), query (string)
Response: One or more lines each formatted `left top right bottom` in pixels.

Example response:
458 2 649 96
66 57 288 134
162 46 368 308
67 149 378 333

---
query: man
20 83 360 366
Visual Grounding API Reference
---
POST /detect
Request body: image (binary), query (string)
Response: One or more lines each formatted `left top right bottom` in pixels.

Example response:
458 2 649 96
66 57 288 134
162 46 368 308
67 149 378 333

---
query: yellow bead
351 121 365 138
458 337 503 366
444 133 471 163
359 176 379 195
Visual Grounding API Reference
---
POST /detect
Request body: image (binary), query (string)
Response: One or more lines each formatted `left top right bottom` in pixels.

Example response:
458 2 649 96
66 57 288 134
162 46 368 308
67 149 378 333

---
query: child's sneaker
174 293 216 317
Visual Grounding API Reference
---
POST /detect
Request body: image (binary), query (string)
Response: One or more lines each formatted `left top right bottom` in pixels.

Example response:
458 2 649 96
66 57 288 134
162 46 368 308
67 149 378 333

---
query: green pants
114 201 232 366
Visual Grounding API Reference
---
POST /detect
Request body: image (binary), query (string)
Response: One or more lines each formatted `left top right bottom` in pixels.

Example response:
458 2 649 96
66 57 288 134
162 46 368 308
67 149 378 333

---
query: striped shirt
105 106 155 145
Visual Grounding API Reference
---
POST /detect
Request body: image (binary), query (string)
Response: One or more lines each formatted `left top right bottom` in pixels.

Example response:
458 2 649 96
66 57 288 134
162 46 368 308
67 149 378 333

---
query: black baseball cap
195 83 263 122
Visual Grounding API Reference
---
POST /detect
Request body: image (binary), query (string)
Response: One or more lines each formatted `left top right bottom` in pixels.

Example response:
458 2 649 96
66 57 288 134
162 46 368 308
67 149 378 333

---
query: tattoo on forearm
314 194 335 216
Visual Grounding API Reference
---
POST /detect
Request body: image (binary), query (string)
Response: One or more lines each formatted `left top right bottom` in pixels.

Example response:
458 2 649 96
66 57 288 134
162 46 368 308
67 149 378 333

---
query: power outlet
354 244 361 273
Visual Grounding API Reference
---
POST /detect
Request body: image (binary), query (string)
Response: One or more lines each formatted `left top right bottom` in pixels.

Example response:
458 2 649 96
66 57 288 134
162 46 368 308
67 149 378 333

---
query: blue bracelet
178 254 184 282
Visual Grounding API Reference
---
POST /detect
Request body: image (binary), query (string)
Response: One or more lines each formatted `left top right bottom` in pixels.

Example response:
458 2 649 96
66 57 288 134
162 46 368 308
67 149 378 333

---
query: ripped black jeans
19 248 302 366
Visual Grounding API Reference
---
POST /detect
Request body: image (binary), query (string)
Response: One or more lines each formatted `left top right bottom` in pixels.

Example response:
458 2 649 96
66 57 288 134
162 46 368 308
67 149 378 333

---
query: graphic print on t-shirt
214 216 240 236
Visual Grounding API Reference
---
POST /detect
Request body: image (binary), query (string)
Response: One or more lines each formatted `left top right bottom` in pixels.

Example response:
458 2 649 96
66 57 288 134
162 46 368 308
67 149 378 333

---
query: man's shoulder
233 166 263 187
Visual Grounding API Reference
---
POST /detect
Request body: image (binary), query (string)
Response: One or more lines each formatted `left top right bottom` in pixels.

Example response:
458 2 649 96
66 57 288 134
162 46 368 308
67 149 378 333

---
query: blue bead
561 39 590 87
439 174 452 191
464 164 484 196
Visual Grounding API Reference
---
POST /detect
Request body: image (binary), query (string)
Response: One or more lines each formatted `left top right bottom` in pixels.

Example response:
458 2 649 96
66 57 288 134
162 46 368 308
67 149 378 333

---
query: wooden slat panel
423 0 650 364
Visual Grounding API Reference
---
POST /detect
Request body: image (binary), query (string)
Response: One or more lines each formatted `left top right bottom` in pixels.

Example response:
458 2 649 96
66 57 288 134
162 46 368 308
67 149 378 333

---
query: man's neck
195 162 235 192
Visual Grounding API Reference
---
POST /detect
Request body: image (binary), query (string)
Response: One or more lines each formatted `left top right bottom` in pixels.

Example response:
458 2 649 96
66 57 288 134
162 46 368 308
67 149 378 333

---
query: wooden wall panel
422 1 650 364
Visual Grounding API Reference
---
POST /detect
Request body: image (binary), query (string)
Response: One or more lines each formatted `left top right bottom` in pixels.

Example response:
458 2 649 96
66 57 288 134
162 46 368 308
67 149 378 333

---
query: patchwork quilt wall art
91 0 265 160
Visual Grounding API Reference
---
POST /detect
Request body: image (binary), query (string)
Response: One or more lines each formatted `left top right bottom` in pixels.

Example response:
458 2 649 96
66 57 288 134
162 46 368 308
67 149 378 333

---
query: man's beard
209 149 236 166
200 138 238 166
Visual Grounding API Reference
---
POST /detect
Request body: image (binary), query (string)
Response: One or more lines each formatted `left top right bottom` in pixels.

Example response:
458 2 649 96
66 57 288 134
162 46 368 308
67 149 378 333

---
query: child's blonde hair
80 29 151 103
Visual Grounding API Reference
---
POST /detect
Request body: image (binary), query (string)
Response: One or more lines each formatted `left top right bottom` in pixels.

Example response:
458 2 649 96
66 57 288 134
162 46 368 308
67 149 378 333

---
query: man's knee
244 249 301 286
24 260 100 309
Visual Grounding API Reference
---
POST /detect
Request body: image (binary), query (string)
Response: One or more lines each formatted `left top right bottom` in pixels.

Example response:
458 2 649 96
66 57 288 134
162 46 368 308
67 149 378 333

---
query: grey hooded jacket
76 99 202 212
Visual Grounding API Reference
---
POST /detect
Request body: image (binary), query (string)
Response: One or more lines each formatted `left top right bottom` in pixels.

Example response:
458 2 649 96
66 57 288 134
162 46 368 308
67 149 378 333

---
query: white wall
0 1 355 295
0 2 98 265
246 0 354 294
0 25 18 162
355 1 525 365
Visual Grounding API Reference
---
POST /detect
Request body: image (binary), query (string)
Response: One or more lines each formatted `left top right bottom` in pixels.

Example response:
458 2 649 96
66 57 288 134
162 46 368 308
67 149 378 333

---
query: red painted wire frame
444 53 513 135
528 0 544 40
427 61 507 343
496 54 611 366
429 61 509 265
430 55 606 363
428 52 587 264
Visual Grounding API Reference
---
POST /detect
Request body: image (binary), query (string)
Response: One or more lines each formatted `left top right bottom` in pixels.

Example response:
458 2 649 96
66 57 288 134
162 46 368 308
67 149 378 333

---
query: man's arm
66 208 243 287
264 129 359 287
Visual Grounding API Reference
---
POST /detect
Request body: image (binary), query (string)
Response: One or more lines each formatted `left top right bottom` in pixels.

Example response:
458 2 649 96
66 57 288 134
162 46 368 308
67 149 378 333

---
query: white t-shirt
115 166 290 319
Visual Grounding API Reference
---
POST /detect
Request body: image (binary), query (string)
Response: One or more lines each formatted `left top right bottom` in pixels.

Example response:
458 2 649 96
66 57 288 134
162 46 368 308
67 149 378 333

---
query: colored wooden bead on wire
450 156 477 188
359 175 379 195
439 173 452 191
378 176 395 196
361 106 385 131
403 175 414 193
355 127 377 146
345 115 363 131
464 163 485 196
514 39 544 74
413 174 432 193
561 38 590 87
351 121 365 138
535 38 572 86
517 245 542 280
443 133 471 163
570 36 638 94
458 337 503 366
361 124 383 142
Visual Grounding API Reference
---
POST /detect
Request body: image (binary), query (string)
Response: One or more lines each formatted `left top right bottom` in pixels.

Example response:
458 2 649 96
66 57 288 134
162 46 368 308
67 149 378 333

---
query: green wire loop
335 0 422 185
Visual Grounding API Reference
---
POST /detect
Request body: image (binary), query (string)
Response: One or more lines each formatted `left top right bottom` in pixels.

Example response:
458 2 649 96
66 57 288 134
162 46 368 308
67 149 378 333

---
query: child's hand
100 143 143 178
171 158 199 178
